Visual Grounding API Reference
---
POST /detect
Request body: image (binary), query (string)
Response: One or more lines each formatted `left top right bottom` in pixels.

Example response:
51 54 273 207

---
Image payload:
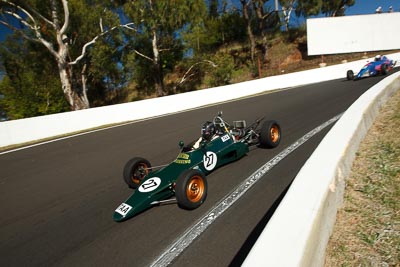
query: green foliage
295 0 323 17
206 53 235 87
0 72 67 119
294 0 356 18
121 0 207 96
321 0 355 16
123 35 157 96
172 57 207 93
0 35 69 119
122 33 184 94
123 0 207 33
67 0 125 106
184 10 247 55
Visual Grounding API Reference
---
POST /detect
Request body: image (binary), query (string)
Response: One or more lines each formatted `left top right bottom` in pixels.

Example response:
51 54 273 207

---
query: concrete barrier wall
242 70 400 266
1 52 399 149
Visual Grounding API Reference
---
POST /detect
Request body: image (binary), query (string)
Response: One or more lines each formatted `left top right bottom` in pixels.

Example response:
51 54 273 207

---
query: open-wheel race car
113 112 282 222
346 55 397 81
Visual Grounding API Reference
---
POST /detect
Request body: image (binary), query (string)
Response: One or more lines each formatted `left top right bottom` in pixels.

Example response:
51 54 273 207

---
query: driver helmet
201 121 216 141
375 55 381 62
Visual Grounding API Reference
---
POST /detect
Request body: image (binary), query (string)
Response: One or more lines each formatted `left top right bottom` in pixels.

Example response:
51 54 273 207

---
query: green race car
113 112 281 222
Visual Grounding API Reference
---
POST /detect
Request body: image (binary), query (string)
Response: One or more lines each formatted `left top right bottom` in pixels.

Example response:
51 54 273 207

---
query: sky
0 0 399 41
282 0 400 27
344 0 399 15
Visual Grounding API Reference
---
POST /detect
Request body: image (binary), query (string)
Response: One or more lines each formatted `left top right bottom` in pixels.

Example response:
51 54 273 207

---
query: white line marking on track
149 113 343 267
0 123 128 155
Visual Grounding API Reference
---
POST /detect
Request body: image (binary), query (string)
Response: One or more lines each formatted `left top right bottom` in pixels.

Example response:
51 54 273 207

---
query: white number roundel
203 151 217 171
139 177 161 192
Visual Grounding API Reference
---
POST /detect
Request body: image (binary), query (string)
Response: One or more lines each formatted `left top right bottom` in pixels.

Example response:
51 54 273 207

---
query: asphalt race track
0 70 398 267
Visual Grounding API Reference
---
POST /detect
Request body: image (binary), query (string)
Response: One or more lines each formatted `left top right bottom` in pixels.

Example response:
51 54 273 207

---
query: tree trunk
52 0 89 110
241 0 256 63
283 7 290 31
253 1 268 63
153 63 165 97
58 61 89 110
79 63 90 109
261 35 268 63
151 28 166 97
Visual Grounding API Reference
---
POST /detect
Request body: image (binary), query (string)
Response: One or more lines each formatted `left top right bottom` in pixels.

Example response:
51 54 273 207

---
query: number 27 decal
203 151 217 171
138 177 161 193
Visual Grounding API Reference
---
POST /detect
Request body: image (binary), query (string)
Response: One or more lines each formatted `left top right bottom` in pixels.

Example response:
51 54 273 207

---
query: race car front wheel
381 64 388 75
176 169 208 210
260 120 281 148
123 157 152 189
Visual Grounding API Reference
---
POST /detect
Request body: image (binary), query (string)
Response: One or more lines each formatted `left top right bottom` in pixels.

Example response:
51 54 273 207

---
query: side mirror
179 141 184 149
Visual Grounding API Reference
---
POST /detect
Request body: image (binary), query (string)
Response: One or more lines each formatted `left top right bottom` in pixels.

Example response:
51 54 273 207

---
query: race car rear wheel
260 120 281 148
123 157 152 189
346 70 354 80
176 169 207 210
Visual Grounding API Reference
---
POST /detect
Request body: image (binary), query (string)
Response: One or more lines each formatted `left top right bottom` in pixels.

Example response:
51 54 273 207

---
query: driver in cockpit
193 121 218 149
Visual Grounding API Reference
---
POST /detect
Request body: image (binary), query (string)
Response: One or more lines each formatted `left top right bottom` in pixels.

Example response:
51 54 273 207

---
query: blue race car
346 55 397 81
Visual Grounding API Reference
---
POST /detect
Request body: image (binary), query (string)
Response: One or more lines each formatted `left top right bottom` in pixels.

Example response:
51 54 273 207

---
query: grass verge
325 88 400 266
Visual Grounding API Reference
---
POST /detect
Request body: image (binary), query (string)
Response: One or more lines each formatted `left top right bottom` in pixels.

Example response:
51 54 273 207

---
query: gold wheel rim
186 176 205 202
270 125 280 143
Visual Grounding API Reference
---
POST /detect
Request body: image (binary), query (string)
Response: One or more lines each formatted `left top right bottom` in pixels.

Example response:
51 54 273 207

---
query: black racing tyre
123 157 152 189
259 120 281 148
381 64 388 75
346 70 354 80
175 169 207 210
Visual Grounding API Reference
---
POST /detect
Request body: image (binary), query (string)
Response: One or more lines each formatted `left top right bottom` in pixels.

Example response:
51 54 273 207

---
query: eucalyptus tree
184 1 245 55
121 0 207 97
280 0 354 31
0 0 127 111
294 0 355 18
240 0 257 62
173 1 244 91
321 0 355 16
295 0 322 17
239 0 279 63
280 0 297 30
252 0 279 62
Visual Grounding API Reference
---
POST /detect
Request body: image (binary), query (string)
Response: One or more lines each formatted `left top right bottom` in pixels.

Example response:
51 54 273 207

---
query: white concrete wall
1 52 399 149
307 13 400 55
242 69 400 267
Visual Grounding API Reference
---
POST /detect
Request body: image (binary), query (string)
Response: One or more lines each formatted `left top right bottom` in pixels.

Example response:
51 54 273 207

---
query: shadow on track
228 184 291 267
